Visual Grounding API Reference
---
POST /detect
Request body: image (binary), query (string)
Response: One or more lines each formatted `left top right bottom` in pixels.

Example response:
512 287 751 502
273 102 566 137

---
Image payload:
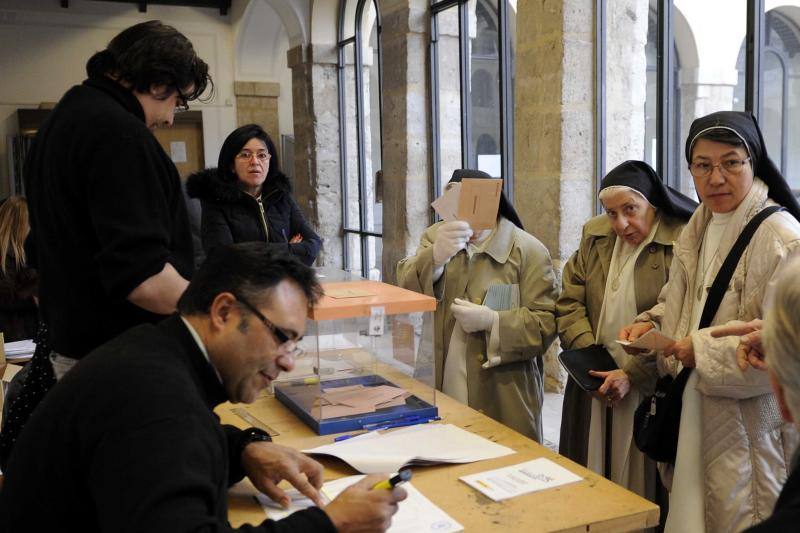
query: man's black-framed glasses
174 86 190 114
235 295 304 358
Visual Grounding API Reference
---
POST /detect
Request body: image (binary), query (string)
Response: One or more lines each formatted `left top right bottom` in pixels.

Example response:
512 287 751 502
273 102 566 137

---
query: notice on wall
170 141 187 163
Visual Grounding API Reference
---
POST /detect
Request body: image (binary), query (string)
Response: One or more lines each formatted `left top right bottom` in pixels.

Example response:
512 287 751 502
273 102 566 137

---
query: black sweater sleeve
89 415 336 533
85 134 178 299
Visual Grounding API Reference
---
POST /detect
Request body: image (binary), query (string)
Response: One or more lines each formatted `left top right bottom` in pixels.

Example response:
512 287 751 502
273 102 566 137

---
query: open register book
303 423 514 474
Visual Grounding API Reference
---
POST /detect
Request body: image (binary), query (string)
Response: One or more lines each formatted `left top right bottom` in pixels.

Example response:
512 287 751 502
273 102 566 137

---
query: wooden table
219 368 659 532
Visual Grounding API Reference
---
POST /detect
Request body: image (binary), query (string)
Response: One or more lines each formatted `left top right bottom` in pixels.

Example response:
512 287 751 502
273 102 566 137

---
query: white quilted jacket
636 179 800 532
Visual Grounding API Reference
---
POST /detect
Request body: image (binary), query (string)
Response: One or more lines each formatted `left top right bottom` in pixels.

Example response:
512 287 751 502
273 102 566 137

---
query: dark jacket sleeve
201 200 235 257
286 197 321 266
89 415 336 533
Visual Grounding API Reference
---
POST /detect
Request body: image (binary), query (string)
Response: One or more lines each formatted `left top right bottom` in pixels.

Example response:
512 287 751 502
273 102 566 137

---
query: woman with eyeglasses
187 124 321 266
619 111 800 532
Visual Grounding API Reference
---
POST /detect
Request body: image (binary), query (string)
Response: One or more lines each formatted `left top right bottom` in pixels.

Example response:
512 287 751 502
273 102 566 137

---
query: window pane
764 9 800 188
367 236 383 281
364 1 382 234
644 1 659 169
435 5 463 194
469 0 502 178
762 50 784 172
605 0 650 170
675 1 746 198
342 42 361 232
345 232 362 276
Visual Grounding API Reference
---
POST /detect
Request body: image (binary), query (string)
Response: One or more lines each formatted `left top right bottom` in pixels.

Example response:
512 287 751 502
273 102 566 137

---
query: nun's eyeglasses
689 157 751 178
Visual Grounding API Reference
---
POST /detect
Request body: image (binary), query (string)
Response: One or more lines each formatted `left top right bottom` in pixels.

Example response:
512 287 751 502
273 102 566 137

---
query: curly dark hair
86 20 212 101
177 243 323 315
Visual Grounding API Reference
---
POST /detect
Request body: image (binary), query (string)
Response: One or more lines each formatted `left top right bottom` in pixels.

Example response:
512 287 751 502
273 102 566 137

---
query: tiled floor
542 392 565 452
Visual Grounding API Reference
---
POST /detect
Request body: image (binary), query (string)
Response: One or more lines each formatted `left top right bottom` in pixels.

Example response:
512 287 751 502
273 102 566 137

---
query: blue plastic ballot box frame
274 374 438 435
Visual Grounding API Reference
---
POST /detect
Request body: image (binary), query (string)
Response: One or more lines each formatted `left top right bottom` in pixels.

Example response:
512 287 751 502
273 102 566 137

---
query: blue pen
334 433 360 442
370 416 441 432
362 415 423 431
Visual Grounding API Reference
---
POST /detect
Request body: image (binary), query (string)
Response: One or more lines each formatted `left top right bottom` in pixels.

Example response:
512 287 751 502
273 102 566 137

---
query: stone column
287 44 343 268
233 81 281 138
515 0 595 391
378 0 432 284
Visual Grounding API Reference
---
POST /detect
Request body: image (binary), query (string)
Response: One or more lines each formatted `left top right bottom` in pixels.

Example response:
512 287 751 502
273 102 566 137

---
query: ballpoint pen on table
333 415 441 441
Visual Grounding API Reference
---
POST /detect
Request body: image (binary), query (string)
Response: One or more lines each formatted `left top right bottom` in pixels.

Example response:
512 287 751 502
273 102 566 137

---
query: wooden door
153 111 205 180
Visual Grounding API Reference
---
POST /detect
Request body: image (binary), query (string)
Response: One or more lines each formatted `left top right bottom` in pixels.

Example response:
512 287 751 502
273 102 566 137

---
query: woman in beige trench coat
397 169 557 442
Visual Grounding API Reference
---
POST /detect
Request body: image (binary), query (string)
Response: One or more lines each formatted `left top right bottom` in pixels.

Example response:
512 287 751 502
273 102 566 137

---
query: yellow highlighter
372 469 412 490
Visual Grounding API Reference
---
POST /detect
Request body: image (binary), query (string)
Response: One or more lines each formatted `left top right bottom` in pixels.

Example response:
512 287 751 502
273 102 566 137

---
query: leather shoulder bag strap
698 205 784 329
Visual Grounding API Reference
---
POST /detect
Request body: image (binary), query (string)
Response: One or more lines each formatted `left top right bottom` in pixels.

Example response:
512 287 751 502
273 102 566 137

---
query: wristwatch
239 427 272 455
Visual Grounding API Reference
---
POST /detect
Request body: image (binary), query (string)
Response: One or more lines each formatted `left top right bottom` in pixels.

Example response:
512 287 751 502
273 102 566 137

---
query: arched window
734 10 800 189
430 0 514 198
338 0 383 279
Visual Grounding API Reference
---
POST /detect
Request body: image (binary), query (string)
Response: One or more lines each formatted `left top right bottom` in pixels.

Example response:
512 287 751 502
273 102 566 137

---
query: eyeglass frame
688 157 752 179
173 85 190 114
234 294 304 357
235 150 272 162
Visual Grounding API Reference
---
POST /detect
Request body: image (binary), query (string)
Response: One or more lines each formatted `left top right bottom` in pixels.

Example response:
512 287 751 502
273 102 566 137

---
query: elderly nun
397 169 558 442
620 111 800 532
556 160 696 502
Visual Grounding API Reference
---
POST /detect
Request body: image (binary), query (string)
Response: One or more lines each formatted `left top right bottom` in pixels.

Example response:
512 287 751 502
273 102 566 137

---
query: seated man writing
0 244 406 532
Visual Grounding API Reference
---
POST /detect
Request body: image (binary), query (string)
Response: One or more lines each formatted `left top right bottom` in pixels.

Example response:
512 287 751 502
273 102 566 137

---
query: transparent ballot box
273 279 437 435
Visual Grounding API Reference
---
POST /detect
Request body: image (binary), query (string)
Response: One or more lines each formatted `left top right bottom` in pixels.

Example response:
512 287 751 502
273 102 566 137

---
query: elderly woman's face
602 190 656 246
690 138 754 214
233 138 271 192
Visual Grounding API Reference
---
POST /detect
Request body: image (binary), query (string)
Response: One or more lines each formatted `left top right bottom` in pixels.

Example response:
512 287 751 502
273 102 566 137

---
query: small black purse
633 206 782 463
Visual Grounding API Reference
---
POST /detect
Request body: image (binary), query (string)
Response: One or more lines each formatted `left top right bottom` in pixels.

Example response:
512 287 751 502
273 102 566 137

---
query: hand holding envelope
431 178 503 230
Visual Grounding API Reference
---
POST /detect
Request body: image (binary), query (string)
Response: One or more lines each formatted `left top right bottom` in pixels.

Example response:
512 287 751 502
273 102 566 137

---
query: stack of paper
304 423 515 473
257 475 463 533
4 339 35 361
460 458 582 501
317 384 409 418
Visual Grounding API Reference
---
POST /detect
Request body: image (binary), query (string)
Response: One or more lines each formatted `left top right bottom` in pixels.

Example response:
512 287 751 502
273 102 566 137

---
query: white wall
234 0 294 139
0 0 238 196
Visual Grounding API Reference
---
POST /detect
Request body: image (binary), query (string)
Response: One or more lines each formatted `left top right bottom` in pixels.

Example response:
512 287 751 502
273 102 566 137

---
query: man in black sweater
1 20 211 467
0 244 406 532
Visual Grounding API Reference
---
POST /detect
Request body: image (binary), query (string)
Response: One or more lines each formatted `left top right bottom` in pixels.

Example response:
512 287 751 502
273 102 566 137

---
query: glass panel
367 236 383 281
345 231 363 276
605 0 650 170
364 1 382 235
762 50 784 172
644 0 659 169
342 42 361 232
435 5 463 194
469 0 502 178
764 9 800 186
674 1 746 199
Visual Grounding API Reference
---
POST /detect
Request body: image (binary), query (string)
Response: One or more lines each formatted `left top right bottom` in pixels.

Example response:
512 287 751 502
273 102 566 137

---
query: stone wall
515 0 596 392
379 0 432 283
287 44 343 268
234 81 281 139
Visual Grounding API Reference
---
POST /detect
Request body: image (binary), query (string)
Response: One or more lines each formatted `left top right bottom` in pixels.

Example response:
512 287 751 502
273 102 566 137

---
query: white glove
432 221 472 266
482 356 501 369
451 298 497 333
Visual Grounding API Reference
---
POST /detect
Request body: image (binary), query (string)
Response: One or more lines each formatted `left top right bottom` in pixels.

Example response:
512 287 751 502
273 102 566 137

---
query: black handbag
558 345 618 392
633 205 783 463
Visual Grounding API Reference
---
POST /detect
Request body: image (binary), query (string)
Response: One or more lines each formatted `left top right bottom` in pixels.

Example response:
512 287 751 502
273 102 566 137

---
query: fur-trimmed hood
185 167 291 203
